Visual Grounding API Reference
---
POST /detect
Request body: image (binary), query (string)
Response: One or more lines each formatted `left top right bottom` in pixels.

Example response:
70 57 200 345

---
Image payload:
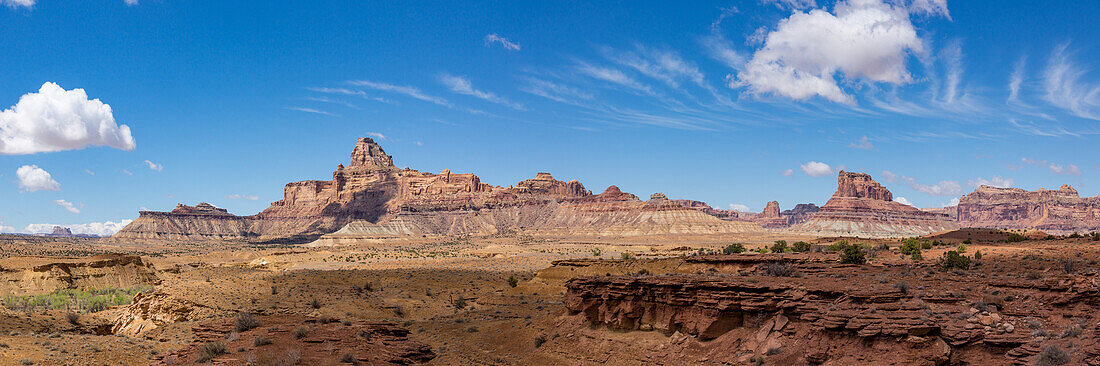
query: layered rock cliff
115 137 763 243
794 171 958 237
957 184 1100 233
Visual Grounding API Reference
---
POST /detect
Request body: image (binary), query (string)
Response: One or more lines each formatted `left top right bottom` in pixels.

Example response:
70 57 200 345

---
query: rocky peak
170 203 232 216
649 193 668 201
348 137 395 170
834 171 892 201
762 201 781 218
51 226 73 236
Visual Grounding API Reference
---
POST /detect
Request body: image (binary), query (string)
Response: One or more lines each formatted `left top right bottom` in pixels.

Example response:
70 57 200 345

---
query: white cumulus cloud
728 203 751 212
2 0 34 8
484 33 521 51
23 219 133 236
1 82 136 155
893 197 912 206
227 194 259 200
902 176 961 196
800 161 833 177
1049 163 1082 176
733 0 934 104
16 165 60 192
54 199 80 214
969 176 1013 188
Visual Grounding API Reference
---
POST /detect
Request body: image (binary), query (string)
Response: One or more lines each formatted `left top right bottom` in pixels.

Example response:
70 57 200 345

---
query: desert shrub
900 239 922 256
825 240 850 252
893 281 910 294
636 268 650 276
620 252 634 260
533 335 547 348
1063 324 1083 338
973 250 982 262
771 240 788 253
235 313 261 333
19 359 33 366
254 335 273 347
1036 345 1071 366
921 241 933 249
293 326 309 339
754 247 769 254
1026 271 1043 280
722 243 746 254
392 306 405 318
196 341 227 363
792 241 811 253
340 352 357 364
450 295 468 310
1068 232 1083 239
839 244 866 264
66 312 80 325
1061 259 1078 274
963 239 973 245
938 251 971 271
507 275 518 288
956 243 967 253
910 250 923 261
758 262 797 277
1006 233 1025 242
309 299 321 309
591 248 601 257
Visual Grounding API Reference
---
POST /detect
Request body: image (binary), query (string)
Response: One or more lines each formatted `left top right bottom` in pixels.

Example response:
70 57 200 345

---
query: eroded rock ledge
564 264 1100 365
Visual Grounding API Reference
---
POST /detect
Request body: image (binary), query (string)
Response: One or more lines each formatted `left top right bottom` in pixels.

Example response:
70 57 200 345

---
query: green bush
825 240 850 252
771 240 788 253
956 243 967 253
900 239 922 256
911 251 923 261
722 243 746 254
1006 233 1025 242
507 275 519 288
620 252 634 260
791 241 811 253
938 250 971 271
839 244 866 264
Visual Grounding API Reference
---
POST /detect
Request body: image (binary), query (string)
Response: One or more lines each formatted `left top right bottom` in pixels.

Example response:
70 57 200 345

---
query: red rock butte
113 137 761 243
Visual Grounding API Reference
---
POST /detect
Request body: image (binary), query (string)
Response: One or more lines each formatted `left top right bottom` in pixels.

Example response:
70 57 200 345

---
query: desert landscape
1 138 1097 365
4 1 1099 365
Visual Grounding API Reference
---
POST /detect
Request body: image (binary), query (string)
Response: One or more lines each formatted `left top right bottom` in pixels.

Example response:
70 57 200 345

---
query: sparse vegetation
839 243 866 264
758 262 798 277
340 352 357 364
534 335 547 348
234 312 261 332
309 298 321 309
507 275 519 288
955 243 967 253
620 252 634 260
900 239 922 256
771 240 788 253
825 240 850 252
65 312 80 325
893 281 909 294
791 241 811 252
293 326 310 339
938 251 971 271
1036 345 1071 366
253 335 273 347
1063 323 1083 338
722 243 746 254
2 285 153 313
196 341 227 363
591 248 601 257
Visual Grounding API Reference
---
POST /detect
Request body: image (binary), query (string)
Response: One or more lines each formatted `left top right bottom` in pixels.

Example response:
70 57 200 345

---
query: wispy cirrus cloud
1043 43 1100 121
347 80 452 107
284 106 339 117
484 33 521 51
439 74 526 110
54 199 80 214
307 87 396 105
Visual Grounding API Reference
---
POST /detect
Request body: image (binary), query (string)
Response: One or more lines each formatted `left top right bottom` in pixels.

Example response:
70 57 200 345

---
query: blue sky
2 0 1099 234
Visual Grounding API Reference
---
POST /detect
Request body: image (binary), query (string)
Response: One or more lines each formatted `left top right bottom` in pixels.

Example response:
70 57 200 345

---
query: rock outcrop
957 184 1100 233
115 137 763 243
112 291 215 336
0 255 159 296
794 171 958 237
